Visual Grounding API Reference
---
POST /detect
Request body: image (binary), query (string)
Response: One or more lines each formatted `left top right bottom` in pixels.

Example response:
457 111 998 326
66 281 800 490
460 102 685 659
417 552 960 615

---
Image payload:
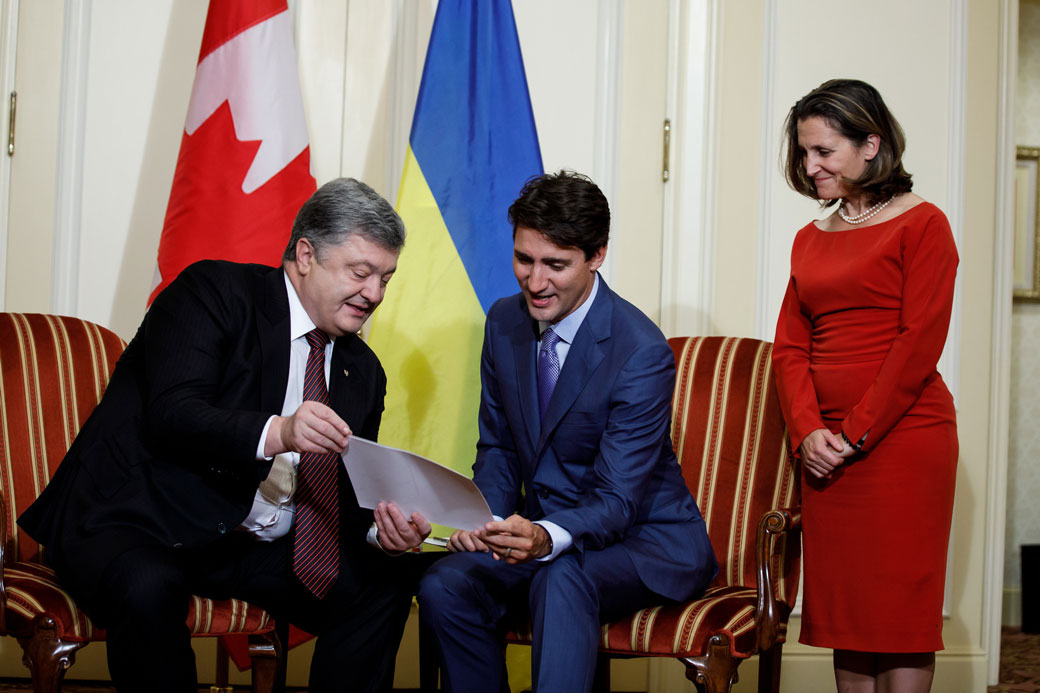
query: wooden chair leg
682 634 742 693
248 630 283 693
16 615 87 693
273 620 289 693
757 642 783 693
214 637 232 692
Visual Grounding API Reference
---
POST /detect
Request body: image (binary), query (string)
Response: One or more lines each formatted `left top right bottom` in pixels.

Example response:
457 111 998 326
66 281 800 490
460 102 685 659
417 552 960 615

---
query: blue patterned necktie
292 328 340 598
537 328 562 419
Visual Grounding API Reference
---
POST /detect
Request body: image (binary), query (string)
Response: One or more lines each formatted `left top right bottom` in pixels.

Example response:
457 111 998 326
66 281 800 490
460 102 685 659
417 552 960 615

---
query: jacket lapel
258 267 291 413
509 297 542 451
327 336 356 417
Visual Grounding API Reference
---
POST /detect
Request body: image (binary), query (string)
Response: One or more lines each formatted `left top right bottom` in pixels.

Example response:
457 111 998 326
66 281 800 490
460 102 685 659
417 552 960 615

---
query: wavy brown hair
783 79 913 207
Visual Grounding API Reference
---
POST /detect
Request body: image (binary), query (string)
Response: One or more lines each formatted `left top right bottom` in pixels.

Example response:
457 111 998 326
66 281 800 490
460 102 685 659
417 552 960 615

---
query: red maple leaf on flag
150 0 315 305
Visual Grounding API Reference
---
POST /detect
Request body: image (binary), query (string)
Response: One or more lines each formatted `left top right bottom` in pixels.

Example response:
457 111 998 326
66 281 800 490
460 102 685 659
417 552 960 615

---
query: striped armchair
506 336 802 693
0 313 282 692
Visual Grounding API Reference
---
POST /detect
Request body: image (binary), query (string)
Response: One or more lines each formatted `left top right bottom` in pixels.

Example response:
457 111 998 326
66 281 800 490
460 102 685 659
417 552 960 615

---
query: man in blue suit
418 171 717 692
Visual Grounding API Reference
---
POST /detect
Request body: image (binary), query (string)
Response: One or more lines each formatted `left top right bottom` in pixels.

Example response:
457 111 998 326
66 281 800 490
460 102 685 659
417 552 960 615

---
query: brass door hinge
662 118 671 182
7 91 15 156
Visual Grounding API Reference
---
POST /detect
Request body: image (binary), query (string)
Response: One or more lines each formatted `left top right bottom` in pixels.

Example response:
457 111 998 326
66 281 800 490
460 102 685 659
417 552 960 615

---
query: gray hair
282 178 405 262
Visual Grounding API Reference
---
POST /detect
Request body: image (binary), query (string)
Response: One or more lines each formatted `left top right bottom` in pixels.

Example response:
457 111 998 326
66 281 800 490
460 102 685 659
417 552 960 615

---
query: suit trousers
418 544 663 693
57 532 423 693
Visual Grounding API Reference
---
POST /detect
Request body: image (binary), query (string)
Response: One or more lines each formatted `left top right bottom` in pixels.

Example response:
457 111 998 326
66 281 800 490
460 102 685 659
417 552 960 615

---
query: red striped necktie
292 328 340 598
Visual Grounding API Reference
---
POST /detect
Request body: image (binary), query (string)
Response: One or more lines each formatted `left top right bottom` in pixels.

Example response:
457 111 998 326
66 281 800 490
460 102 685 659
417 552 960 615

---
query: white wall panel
513 1 600 181
78 0 204 338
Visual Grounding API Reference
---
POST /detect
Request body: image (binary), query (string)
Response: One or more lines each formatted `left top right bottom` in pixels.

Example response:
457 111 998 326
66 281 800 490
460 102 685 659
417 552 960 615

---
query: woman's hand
800 428 854 479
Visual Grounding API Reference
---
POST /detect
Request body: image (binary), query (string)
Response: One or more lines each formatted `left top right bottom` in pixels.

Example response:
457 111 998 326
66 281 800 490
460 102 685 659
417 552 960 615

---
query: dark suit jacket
18 261 386 600
472 278 716 602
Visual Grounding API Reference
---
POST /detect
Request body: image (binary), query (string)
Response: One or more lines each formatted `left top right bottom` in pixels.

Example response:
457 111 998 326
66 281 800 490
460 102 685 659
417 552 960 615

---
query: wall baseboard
1005 586 1022 627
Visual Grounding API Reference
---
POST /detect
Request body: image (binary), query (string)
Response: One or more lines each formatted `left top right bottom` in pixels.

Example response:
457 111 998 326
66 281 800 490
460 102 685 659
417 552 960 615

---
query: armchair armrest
754 506 801 652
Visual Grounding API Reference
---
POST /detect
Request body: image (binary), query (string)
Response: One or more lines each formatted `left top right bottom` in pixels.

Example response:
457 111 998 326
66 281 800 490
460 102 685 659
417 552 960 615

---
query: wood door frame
52 0 90 317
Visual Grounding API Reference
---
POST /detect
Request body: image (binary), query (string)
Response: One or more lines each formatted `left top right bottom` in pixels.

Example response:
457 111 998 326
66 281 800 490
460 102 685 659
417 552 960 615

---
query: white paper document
341 437 494 531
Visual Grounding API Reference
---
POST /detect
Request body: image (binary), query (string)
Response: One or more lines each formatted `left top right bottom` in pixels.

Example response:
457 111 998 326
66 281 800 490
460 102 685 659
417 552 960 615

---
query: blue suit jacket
472 278 717 601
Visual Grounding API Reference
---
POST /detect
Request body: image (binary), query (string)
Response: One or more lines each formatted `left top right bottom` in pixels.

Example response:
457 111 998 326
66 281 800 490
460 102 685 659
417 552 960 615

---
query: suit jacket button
172 542 183 549
539 488 550 499
217 522 227 534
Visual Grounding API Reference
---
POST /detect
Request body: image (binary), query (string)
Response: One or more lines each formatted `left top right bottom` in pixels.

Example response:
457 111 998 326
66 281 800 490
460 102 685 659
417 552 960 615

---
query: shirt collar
283 271 335 344
538 273 600 344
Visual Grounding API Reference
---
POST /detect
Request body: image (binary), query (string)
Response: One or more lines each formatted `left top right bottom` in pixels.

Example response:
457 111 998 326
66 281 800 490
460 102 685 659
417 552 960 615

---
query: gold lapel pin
343 369 349 377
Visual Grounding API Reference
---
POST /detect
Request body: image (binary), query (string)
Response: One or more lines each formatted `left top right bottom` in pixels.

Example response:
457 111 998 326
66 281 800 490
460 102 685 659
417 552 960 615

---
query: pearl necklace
837 196 894 224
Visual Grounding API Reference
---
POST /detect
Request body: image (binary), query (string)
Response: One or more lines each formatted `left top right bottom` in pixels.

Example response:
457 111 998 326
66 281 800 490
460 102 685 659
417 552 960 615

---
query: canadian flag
149 0 315 304
158 0 317 669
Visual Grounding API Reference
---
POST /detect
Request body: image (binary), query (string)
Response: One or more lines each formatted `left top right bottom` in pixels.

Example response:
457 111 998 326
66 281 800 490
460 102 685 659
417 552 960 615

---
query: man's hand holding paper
374 501 431 554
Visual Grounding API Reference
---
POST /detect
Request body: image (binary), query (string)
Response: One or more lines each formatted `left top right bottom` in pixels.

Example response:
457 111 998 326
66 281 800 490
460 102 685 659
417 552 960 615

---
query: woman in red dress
772 79 958 692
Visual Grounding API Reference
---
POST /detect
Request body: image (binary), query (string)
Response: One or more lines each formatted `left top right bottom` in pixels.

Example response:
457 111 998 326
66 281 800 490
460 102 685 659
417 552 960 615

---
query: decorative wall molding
592 0 622 286
1004 587 1023 628
51 0 90 316
941 0 967 401
986 0 1017 683
0 0 20 310
937 0 969 624
659 0 718 338
754 0 778 341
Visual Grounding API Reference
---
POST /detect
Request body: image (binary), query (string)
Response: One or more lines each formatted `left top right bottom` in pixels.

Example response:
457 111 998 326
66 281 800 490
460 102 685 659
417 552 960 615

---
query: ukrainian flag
367 0 542 482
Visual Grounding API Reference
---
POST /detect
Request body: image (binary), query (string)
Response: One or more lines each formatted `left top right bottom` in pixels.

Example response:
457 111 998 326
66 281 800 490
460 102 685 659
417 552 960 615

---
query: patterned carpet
988 628 1040 693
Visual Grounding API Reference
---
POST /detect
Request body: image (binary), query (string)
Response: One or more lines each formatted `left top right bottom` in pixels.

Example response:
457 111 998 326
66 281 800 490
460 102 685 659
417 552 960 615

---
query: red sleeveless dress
772 202 958 652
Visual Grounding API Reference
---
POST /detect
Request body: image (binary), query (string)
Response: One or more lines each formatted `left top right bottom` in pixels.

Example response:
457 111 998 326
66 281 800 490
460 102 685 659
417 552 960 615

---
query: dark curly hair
508 170 610 260
783 78 913 207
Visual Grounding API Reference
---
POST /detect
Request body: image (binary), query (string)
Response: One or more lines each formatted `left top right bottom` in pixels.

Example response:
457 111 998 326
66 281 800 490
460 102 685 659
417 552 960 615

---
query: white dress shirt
239 272 334 540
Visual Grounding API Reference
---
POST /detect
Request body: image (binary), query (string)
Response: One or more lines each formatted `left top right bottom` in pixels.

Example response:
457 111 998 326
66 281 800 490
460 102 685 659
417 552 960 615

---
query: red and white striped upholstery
505 336 801 691
0 313 277 688
662 336 799 657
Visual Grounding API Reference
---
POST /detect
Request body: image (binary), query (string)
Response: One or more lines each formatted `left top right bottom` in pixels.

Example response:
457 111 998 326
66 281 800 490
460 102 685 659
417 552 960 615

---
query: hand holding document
341 437 493 531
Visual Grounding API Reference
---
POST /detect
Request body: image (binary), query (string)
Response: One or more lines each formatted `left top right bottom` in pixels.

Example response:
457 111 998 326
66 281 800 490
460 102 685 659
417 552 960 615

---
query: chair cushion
3 561 274 642
508 585 789 660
